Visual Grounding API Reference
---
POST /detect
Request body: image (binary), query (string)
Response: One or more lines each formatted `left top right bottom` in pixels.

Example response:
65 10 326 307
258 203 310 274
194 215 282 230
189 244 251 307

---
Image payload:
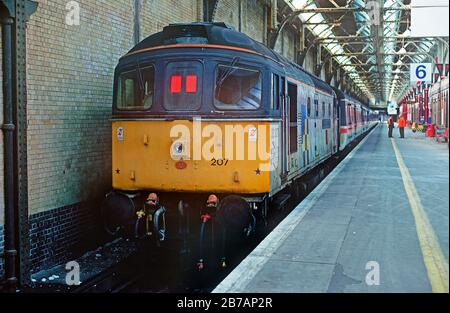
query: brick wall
0 0 308 277
274 28 297 63
215 1 298 62
24 0 136 272
214 0 240 30
215 0 266 43
303 47 317 76
139 0 202 39
23 0 202 273
26 0 135 215
240 0 266 44
29 203 96 272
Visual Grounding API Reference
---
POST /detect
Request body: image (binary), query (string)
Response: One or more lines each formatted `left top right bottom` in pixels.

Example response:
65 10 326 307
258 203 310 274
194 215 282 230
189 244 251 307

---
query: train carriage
332 88 373 150
430 77 449 130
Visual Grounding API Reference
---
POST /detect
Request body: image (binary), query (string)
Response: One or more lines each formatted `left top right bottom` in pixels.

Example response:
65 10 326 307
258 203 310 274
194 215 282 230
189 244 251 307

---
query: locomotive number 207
211 158 229 166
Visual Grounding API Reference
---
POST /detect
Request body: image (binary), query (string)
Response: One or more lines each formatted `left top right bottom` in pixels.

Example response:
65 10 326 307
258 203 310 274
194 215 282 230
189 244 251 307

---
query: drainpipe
133 0 141 45
1 14 17 290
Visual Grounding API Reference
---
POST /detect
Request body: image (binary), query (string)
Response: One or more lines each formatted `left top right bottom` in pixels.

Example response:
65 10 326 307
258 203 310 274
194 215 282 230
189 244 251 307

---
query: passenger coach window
117 66 155 110
215 65 261 110
164 61 203 111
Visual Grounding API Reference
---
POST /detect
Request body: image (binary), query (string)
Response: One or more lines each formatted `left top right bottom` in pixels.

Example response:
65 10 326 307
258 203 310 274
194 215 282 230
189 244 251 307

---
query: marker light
186 75 197 93
170 75 182 93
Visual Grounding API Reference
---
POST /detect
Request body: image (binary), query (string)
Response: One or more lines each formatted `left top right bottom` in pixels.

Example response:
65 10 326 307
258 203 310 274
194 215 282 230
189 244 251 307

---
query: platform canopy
279 0 448 107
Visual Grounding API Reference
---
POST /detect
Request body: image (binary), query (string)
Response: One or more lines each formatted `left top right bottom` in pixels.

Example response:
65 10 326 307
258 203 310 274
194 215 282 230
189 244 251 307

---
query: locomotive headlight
174 142 184 154
170 139 190 160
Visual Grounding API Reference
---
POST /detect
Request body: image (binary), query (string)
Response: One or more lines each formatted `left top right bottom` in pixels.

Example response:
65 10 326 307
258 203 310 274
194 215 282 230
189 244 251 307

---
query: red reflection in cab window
186 75 197 93
170 75 182 93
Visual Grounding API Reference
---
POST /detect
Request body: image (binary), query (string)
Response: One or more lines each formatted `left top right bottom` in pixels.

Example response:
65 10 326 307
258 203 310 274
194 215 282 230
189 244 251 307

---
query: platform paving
213 125 449 293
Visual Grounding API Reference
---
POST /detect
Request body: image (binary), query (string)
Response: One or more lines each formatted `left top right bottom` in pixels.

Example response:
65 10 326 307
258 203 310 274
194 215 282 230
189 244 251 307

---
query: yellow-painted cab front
112 120 272 194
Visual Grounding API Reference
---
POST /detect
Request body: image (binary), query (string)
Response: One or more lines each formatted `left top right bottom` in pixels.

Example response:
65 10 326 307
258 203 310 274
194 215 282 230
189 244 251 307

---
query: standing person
398 116 406 138
388 116 394 138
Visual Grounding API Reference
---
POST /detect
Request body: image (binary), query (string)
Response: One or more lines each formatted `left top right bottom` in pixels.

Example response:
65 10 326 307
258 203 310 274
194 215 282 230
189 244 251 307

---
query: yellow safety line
391 138 449 293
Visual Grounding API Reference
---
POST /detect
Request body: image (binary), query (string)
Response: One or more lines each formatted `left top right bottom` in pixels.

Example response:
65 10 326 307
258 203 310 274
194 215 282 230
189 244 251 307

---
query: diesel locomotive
101 22 378 269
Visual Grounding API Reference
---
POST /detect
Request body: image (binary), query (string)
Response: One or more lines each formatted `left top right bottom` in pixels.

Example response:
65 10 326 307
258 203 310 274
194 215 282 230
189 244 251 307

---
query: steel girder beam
354 72 410 76
338 63 408 67
268 2 352 49
301 20 410 26
319 37 440 43
370 0 383 102
331 52 430 57
283 7 408 14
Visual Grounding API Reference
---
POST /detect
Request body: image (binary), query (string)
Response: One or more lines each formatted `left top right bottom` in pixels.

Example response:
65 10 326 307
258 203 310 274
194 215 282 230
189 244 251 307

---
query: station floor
214 124 449 293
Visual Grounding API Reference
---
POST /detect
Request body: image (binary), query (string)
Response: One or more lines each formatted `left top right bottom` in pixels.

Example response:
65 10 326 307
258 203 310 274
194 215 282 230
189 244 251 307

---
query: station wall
0 0 313 277
140 0 202 39
215 0 297 63
23 0 135 272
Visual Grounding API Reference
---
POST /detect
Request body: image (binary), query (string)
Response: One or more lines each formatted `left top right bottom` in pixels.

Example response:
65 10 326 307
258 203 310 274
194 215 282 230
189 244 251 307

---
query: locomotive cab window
214 65 262 110
116 66 155 110
164 61 203 111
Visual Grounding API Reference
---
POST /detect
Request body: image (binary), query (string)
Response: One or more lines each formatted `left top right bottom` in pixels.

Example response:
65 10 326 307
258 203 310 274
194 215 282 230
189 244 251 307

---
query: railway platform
213 124 449 293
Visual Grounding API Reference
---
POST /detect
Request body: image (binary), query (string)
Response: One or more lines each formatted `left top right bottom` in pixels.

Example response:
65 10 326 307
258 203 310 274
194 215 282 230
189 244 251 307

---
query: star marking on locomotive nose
115 169 121 174
255 168 261 175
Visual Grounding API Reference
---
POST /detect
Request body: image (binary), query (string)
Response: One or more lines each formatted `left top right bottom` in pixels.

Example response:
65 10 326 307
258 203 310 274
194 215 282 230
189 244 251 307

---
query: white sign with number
387 102 397 115
410 63 432 83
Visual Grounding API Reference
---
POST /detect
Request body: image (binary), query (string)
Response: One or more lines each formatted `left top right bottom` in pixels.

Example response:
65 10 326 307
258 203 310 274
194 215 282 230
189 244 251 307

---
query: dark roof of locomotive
128 22 279 60
126 22 334 96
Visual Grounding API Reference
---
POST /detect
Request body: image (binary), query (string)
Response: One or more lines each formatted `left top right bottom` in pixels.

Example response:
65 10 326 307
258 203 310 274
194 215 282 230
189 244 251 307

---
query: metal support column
0 0 37 290
133 0 141 45
15 0 37 288
1 7 16 291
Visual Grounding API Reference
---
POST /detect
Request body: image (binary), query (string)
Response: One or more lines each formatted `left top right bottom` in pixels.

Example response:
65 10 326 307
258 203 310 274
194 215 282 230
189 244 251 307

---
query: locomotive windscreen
214 65 262 110
116 66 155 110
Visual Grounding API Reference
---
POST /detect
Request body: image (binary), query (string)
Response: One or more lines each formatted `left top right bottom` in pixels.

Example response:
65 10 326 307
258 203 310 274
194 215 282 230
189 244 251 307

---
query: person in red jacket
398 116 406 138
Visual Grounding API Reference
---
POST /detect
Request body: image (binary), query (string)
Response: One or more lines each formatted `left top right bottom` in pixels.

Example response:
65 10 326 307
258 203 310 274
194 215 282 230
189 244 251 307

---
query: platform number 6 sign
410 63 432 83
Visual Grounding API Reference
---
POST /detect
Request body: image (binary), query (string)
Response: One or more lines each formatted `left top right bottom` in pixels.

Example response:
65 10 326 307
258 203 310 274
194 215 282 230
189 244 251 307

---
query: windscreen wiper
216 56 240 89
136 58 147 105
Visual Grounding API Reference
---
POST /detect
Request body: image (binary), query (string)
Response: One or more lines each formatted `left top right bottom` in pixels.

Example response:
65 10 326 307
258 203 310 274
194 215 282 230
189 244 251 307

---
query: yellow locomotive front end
112 119 271 194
